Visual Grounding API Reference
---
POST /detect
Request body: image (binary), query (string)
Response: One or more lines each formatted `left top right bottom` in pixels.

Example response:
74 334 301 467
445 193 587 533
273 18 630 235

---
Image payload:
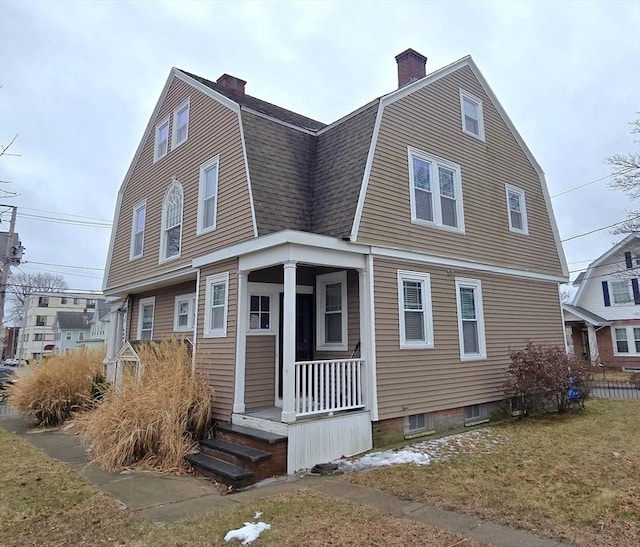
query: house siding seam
372 257 564 421
106 76 254 290
357 65 563 278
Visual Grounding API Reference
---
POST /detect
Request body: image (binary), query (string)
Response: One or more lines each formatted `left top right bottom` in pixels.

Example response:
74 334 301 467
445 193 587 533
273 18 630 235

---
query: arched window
161 179 183 260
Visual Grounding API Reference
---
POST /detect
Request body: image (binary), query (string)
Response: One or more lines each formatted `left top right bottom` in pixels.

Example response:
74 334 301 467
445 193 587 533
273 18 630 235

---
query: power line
23 261 104 271
561 214 640 243
550 166 637 199
17 206 112 224
16 212 111 228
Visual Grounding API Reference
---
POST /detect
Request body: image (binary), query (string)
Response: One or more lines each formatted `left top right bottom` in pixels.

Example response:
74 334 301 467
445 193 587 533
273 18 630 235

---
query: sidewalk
1 414 571 547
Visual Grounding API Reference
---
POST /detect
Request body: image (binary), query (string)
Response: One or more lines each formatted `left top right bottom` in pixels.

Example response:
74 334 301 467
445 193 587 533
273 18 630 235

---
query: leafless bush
505 343 592 414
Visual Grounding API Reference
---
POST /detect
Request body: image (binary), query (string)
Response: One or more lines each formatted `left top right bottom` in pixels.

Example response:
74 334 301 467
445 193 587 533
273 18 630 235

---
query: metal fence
0 402 16 416
591 382 640 400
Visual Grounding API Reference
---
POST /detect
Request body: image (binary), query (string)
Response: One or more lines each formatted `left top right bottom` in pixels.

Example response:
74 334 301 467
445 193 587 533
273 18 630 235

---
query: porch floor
243 406 282 421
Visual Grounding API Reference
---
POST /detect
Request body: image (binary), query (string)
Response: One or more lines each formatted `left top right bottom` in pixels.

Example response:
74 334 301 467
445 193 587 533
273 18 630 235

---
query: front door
278 293 313 400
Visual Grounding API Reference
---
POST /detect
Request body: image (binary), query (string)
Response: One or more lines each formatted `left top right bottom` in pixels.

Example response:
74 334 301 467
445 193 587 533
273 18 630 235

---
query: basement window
464 404 488 425
404 413 434 437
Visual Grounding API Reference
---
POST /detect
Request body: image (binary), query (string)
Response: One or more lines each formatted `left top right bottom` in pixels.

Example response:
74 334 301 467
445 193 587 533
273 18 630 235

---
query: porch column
586 324 600 363
281 261 297 423
233 271 248 414
360 256 379 421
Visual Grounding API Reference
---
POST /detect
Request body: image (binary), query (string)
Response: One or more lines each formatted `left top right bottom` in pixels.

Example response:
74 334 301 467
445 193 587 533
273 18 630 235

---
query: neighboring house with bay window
102 48 567 476
564 233 640 369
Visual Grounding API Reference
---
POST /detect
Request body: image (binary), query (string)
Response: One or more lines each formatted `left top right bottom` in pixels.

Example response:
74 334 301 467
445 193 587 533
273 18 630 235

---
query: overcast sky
0 0 638 296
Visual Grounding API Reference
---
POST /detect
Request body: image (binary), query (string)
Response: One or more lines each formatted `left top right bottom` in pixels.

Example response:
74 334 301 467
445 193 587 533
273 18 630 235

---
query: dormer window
172 99 190 149
460 89 485 141
154 116 169 162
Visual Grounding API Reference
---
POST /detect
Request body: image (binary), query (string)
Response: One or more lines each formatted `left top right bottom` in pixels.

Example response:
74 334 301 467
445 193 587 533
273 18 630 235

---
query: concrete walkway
1 414 572 547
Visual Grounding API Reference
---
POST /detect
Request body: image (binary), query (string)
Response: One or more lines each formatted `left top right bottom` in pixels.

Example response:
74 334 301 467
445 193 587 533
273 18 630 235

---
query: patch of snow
337 428 504 472
224 521 271 545
253 511 262 519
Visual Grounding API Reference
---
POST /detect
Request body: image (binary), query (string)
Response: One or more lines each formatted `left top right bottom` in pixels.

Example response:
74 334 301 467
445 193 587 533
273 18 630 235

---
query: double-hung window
160 179 183 261
460 89 485 140
197 156 219 234
172 99 190 149
408 148 464 232
505 184 528 234
204 273 229 338
455 278 486 360
173 293 196 332
154 116 169 162
612 326 640 355
397 270 434 349
316 271 348 350
138 297 155 340
610 280 633 305
130 201 146 259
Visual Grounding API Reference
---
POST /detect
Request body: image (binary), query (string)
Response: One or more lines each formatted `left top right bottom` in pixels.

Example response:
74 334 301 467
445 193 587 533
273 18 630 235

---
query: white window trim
204 272 229 338
159 178 184 263
407 147 465 234
459 89 485 141
397 270 434 349
153 115 170 162
171 98 190 150
609 279 634 306
611 325 640 356
455 277 487 361
137 296 155 340
316 271 348 351
129 200 146 260
248 293 274 334
505 184 529 235
173 293 196 332
197 155 220 235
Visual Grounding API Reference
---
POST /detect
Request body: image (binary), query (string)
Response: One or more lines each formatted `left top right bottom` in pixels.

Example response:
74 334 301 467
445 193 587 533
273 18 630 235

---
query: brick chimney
395 48 427 88
216 73 247 94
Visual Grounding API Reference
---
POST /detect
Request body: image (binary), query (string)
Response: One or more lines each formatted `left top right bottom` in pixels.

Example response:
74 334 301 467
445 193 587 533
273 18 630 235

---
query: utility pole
0 205 18 330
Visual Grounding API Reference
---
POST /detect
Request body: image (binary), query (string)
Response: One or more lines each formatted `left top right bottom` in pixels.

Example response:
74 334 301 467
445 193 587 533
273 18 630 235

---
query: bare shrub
505 343 592 414
76 338 213 472
7 348 105 427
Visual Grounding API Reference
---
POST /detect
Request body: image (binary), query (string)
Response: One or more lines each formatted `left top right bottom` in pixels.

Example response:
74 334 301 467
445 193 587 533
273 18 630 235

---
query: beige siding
128 281 196 340
373 257 564 420
196 258 238 421
245 336 276 409
358 65 563 278
107 76 254 290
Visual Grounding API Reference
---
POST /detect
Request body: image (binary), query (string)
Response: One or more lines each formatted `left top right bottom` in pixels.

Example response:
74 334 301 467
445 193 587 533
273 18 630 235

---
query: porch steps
185 452 253 489
187 423 288 488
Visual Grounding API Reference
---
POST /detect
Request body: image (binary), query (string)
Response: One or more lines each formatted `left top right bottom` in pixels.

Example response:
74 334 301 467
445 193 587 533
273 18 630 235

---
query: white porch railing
294 358 365 417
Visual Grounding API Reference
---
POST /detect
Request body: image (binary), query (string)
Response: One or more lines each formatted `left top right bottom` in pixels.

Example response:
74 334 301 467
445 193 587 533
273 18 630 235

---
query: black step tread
186 452 253 481
201 438 271 463
216 422 287 444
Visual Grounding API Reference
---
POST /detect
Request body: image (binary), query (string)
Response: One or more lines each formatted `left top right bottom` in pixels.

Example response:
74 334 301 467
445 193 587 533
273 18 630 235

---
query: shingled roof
177 68 380 239
56 311 93 330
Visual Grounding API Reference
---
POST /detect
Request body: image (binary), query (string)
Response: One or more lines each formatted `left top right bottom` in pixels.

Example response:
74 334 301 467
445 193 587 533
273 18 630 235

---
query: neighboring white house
19 292 104 361
53 311 93 354
82 300 111 349
564 233 640 368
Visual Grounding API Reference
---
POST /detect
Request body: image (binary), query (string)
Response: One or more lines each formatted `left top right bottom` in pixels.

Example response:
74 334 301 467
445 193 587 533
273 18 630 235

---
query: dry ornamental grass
77 338 214 471
7 347 105 426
